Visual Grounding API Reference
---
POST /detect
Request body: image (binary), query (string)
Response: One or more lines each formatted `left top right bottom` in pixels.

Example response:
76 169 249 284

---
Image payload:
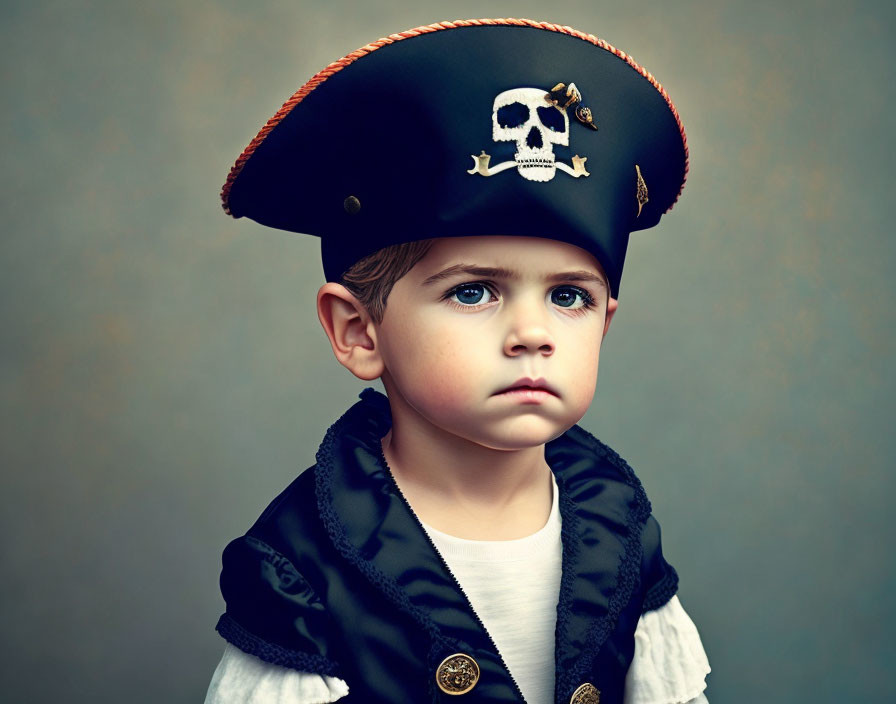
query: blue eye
449 283 494 306
550 286 593 309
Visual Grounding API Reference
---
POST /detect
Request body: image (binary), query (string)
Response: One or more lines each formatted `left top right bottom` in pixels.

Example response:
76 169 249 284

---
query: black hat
222 18 688 297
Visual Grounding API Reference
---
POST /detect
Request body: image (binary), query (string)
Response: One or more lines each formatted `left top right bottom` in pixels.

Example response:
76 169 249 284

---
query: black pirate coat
215 388 679 704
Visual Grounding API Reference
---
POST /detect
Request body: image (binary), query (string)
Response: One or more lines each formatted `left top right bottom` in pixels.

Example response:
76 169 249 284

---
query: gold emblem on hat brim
571 155 590 177
635 164 649 217
436 653 480 695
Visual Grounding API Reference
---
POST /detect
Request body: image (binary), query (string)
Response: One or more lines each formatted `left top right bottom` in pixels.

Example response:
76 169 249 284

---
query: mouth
495 377 559 397
514 155 555 168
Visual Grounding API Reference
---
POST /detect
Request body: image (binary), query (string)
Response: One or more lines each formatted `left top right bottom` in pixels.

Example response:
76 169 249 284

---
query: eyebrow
421 264 608 289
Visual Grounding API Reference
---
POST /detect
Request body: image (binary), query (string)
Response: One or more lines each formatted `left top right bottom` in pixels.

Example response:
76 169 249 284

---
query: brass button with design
435 653 480 695
570 682 600 704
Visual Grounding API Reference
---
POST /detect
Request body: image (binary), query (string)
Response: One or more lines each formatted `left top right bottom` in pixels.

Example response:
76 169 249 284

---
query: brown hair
339 239 435 323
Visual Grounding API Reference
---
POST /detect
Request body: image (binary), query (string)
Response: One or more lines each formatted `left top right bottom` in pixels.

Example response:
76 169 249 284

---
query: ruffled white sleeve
624 595 711 704
204 643 349 704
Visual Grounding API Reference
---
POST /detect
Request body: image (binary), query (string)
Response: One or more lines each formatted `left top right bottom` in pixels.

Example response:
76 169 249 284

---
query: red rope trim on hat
221 18 689 215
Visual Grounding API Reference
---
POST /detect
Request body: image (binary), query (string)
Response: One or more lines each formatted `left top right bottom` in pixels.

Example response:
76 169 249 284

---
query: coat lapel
545 425 652 702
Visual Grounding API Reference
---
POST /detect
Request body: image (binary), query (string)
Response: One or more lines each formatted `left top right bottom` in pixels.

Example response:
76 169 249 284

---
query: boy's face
373 235 615 451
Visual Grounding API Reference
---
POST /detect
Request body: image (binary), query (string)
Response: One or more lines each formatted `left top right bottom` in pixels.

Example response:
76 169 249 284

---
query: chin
463 416 576 452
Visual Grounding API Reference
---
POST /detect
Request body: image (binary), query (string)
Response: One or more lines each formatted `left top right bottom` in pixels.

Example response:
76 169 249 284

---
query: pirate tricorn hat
222 18 688 297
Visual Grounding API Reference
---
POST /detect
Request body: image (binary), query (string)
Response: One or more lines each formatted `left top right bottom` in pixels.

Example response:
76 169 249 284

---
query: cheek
575 362 600 408
385 319 489 407
410 343 482 403
381 317 473 387
561 330 602 411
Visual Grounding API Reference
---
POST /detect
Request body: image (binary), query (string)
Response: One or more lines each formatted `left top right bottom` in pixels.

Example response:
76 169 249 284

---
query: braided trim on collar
312 393 458 658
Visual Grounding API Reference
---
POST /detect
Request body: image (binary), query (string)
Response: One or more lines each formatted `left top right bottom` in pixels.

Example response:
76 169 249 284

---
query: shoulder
250 463 320 535
237 465 334 576
215 464 343 676
223 459 345 596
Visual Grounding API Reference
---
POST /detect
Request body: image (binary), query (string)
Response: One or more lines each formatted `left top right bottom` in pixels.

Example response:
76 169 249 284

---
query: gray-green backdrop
2 1 893 702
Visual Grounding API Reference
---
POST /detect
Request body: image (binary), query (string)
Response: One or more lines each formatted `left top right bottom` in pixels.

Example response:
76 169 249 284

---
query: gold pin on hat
575 105 598 130
546 82 597 130
545 82 581 110
635 164 649 217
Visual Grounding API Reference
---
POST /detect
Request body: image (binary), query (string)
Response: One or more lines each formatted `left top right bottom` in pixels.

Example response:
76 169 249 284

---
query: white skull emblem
492 87 569 182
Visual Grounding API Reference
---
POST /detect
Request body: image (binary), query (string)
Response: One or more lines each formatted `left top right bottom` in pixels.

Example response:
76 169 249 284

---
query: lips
495 377 559 397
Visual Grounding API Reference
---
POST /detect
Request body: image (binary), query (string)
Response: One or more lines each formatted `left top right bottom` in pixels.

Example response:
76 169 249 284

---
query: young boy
206 19 710 704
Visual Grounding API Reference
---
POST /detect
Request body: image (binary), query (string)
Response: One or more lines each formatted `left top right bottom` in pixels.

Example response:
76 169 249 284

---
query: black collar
314 388 651 702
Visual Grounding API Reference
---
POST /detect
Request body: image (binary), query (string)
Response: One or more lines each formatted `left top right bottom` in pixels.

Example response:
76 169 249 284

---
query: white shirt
206 474 710 703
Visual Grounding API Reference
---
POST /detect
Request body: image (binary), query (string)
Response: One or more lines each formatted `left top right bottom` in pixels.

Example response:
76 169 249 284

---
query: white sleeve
204 643 349 704
624 595 711 704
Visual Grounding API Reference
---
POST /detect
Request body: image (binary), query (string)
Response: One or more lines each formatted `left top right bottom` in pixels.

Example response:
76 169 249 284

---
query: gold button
435 653 480 695
570 682 600 704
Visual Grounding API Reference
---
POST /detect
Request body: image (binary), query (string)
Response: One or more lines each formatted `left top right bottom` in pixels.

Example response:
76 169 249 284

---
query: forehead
413 236 606 278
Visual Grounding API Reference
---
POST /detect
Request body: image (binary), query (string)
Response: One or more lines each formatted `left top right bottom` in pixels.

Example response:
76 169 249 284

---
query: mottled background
2 0 893 702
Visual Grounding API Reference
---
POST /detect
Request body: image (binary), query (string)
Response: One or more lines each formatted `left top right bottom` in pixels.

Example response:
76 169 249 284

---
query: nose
526 125 543 149
503 302 554 357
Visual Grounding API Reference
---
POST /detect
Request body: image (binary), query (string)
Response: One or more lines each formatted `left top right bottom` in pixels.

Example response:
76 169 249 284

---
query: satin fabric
216 389 678 703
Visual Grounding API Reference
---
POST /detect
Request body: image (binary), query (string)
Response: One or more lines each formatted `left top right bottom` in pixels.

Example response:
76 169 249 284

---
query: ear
316 283 385 381
602 297 619 338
